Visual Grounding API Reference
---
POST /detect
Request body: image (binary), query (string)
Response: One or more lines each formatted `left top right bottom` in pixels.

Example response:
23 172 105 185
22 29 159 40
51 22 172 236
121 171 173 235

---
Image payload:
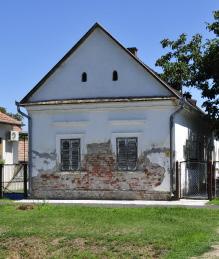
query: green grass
208 198 219 205
0 198 13 203
0 204 219 258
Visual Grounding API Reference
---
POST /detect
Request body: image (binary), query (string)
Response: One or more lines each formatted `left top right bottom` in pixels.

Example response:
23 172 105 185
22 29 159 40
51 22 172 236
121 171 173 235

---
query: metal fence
214 161 219 197
0 163 28 199
179 161 208 199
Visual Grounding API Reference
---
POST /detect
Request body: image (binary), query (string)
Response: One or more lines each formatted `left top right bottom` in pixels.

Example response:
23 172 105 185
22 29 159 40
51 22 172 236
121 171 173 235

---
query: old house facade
18 23 211 200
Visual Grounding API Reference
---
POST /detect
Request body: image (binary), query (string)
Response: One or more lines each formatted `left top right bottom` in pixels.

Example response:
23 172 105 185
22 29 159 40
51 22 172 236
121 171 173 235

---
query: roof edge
19 96 178 106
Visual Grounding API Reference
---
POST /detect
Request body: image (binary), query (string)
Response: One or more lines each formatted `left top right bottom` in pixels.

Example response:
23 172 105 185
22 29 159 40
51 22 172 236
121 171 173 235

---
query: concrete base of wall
31 189 171 201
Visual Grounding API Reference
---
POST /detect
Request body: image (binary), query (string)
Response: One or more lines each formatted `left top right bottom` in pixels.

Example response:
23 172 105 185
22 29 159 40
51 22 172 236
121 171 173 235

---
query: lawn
208 198 219 205
0 204 219 258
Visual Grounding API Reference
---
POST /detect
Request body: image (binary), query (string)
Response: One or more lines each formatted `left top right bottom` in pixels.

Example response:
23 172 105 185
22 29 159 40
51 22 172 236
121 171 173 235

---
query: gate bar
0 164 3 199
207 161 213 200
23 163 28 198
175 161 180 200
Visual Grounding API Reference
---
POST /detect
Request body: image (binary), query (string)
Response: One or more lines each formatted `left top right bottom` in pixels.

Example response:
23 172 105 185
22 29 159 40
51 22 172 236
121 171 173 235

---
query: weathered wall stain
32 150 56 160
31 141 170 200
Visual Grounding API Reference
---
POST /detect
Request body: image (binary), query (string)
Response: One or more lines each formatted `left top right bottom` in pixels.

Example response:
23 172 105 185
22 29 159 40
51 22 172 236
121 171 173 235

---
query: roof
19 22 181 105
0 111 22 126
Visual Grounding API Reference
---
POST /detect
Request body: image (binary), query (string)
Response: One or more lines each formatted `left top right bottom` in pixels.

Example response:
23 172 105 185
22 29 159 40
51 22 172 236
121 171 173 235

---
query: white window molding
52 121 89 128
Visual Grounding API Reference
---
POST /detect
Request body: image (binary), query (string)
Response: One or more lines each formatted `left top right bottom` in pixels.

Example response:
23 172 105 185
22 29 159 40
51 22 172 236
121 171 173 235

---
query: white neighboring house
0 111 21 165
18 23 213 200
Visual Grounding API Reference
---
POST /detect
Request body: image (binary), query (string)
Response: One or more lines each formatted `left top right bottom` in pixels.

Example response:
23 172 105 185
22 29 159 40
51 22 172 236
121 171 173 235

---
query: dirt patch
16 204 35 211
1 237 47 259
1 236 164 258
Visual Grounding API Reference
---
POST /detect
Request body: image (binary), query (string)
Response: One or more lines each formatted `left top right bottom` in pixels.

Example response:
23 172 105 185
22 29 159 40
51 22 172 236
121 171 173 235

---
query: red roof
0 111 22 125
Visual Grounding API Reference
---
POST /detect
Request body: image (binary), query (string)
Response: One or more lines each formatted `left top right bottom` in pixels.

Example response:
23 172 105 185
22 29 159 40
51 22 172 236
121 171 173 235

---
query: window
116 137 137 171
184 133 205 161
81 72 87 82
60 139 80 171
112 70 118 81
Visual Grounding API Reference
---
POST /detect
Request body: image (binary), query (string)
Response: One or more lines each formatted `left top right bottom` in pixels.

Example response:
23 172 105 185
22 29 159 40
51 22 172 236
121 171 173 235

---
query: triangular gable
20 23 180 105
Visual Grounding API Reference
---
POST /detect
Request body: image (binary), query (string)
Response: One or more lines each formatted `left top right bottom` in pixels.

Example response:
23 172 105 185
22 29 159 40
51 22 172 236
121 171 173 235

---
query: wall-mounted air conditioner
7 131 19 141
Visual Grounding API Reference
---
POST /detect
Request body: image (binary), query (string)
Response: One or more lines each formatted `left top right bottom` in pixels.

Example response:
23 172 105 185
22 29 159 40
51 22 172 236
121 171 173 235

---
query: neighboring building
18 132 28 163
0 111 21 164
18 23 212 200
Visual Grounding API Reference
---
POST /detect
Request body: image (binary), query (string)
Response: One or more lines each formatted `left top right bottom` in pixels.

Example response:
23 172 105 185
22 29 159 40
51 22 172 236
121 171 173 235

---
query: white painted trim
109 119 146 126
55 133 85 165
27 100 176 112
52 121 89 127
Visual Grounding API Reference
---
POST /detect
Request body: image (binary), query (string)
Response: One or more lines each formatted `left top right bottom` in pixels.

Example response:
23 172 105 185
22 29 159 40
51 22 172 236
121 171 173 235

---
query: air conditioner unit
8 131 19 141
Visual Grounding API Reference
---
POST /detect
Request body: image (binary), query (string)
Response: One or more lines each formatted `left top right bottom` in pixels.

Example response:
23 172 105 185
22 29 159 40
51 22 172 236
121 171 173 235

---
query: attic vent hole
112 70 118 81
81 72 87 82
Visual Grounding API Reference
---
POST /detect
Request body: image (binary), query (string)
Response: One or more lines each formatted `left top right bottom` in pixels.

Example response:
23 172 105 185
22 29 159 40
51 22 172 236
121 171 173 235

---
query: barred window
61 139 80 171
116 137 137 171
184 134 205 161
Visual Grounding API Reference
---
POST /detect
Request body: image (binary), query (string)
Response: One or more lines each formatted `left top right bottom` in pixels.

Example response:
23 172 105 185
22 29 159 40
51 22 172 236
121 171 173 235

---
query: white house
0 111 21 165
18 23 212 200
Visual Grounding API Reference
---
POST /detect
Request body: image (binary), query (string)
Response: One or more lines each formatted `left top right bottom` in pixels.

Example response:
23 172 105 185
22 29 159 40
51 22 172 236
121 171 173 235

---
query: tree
155 10 219 133
0 106 22 121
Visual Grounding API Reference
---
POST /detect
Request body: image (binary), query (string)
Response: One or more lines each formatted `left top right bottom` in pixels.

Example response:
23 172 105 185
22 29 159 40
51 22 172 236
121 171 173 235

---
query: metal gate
214 161 219 197
0 163 28 199
179 161 208 199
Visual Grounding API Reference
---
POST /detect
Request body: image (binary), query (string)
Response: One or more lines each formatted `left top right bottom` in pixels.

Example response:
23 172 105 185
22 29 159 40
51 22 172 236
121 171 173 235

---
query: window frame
60 138 81 171
116 137 138 171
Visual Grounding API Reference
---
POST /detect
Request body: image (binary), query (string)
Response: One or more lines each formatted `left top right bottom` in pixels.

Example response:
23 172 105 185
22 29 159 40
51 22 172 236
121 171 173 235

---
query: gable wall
29 28 172 102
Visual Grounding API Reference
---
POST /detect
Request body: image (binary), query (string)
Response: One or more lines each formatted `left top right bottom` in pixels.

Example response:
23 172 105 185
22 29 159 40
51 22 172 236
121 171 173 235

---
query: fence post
212 162 216 198
175 161 180 200
23 163 28 198
207 161 213 200
0 164 3 199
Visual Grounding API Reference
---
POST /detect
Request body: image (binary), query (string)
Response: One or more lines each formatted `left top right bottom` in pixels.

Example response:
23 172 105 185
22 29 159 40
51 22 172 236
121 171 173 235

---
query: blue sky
0 0 218 118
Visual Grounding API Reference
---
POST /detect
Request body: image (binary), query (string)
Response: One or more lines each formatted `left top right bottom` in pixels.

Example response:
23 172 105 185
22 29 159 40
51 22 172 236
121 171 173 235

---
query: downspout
16 101 32 196
169 97 185 198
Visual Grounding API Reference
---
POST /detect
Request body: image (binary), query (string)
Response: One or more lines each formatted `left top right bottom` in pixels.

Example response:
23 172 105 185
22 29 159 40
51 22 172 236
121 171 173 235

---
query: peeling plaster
31 141 171 199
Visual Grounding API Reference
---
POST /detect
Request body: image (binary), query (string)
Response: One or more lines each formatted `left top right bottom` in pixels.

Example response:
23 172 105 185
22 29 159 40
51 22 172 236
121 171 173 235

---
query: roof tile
0 111 21 125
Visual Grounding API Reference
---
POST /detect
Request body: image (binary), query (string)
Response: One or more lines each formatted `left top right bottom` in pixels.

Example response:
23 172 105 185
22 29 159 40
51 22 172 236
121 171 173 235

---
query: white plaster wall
214 140 219 160
29 28 172 102
0 124 19 164
174 110 210 193
174 110 210 163
28 100 176 192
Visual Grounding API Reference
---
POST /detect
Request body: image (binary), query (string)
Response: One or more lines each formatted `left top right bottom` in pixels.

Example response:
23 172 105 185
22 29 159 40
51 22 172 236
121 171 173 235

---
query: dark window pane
117 137 137 171
127 138 137 170
60 139 80 171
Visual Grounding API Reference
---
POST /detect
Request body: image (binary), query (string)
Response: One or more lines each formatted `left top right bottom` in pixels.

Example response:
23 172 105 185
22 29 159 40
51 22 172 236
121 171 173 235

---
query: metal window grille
61 139 80 171
116 137 137 171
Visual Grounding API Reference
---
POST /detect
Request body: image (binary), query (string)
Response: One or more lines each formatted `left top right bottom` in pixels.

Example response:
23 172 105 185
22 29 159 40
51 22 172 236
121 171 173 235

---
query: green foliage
0 159 5 165
155 10 219 132
0 106 23 122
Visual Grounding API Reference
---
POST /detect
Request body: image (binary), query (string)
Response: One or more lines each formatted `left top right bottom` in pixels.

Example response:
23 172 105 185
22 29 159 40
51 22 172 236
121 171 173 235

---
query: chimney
187 98 197 107
127 47 138 56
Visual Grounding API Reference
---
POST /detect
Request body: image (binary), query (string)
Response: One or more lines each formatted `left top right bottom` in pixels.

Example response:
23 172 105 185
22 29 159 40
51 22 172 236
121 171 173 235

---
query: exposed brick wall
31 141 171 200
18 137 28 162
